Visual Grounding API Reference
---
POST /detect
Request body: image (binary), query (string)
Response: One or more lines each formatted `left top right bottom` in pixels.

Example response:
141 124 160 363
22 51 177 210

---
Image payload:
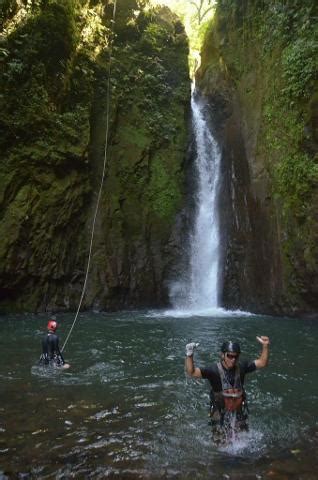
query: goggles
226 353 239 360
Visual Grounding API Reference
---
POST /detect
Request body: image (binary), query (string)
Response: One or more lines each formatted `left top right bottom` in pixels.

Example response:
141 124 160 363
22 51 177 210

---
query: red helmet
47 320 57 332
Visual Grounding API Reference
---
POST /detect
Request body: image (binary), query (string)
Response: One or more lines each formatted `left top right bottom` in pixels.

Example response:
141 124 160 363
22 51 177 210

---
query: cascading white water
188 91 222 308
170 88 222 312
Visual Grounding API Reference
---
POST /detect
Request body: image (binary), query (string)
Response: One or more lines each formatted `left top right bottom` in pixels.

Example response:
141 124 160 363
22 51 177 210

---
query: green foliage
275 153 318 215
0 0 18 29
0 0 190 311
140 22 171 53
263 92 318 224
30 1 79 74
281 38 318 101
111 5 189 146
247 2 318 219
207 0 318 303
1 0 80 102
259 2 315 51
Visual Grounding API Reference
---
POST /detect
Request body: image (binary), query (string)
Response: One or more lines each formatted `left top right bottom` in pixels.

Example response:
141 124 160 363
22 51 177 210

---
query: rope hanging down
62 0 118 353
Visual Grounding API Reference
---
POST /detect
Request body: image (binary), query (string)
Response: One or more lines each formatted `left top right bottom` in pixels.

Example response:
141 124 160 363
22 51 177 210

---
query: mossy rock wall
197 0 318 315
0 0 190 312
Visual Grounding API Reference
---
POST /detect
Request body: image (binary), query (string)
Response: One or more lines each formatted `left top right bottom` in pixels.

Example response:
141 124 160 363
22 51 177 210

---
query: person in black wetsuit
185 337 270 442
39 319 70 369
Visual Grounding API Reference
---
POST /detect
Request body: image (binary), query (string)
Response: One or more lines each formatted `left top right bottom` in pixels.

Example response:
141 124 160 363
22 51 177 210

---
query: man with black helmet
39 319 70 369
185 336 269 441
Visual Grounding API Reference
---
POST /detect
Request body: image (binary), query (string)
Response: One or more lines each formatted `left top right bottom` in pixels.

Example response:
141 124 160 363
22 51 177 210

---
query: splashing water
171 89 222 311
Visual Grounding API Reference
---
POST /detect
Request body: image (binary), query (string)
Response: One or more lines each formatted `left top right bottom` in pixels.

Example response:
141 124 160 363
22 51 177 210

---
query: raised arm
254 336 270 369
185 342 202 378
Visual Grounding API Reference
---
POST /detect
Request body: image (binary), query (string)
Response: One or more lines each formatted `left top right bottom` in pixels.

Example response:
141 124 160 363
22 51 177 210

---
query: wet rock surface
195 1 318 315
0 2 190 312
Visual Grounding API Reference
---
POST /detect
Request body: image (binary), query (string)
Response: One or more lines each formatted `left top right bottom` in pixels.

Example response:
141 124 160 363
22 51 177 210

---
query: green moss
0 186 30 259
119 121 150 151
203 1 318 305
281 38 318 101
100 4 189 233
0 1 190 312
259 37 316 301
147 155 182 222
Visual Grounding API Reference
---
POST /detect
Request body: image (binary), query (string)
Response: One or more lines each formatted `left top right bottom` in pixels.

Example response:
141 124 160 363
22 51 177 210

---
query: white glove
185 342 199 357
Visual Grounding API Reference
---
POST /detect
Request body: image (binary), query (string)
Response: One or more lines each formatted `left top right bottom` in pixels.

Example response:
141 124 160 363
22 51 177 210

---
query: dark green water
0 309 318 479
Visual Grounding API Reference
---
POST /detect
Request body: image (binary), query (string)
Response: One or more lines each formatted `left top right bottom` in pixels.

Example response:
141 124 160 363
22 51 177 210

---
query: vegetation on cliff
199 0 318 312
0 0 190 312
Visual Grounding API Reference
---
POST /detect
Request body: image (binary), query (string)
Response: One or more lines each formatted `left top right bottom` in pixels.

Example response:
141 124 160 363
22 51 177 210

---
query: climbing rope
61 0 118 353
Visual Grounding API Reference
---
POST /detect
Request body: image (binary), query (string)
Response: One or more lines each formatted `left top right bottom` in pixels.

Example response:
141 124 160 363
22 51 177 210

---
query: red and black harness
216 361 244 412
209 362 249 437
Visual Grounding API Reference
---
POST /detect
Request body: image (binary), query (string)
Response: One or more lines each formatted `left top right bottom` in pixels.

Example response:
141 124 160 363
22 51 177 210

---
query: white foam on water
162 307 254 318
144 307 254 319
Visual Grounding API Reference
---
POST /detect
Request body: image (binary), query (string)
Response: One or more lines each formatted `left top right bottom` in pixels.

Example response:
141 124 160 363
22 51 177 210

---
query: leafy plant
281 37 318 101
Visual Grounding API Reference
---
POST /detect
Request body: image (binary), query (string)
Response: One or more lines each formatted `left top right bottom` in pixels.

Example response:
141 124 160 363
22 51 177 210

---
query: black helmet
221 341 241 354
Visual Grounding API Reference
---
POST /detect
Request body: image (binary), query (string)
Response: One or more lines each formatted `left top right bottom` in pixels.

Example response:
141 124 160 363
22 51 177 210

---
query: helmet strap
221 353 228 369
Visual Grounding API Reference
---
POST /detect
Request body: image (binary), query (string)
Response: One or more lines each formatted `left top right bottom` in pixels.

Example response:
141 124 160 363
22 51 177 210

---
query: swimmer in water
39 319 70 369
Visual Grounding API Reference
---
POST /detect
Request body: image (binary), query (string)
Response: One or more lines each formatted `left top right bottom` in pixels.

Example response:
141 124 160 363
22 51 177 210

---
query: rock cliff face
0 1 190 312
196 0 318 315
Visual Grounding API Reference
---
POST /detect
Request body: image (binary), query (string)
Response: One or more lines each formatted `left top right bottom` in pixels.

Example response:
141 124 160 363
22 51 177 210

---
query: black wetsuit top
40 332 65 366
200 360 256 393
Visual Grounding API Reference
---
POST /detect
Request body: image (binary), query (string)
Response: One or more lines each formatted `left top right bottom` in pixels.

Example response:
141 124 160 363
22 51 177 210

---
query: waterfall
170 89 222 312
